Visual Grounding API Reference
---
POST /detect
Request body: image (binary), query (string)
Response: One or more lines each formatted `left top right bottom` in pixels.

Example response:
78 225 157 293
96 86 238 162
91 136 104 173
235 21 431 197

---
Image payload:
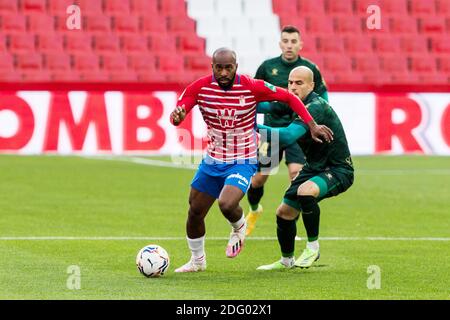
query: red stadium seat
418 17 446 33
137 71 167 82
16 53 43 70
77 0 103 15
343 35 373 53
379 55 408 73
113 15 140 34
141 15 168 34
0 70 21 81
9 34 36 53
64 33 92 53
410 0 436 16
36 34 64 53
104 0 131 15
437 56 450 72
0 52 14 70
73 53 100 71
93 35 120 53
409 55 437 73
128 54 157 72
322 54 352 73
184 54 210 71
0 35 6 52
298 0 325 15
149 35 177 52
101 54 128 71
372 35 401 53
307 16 333 34
49 0 74 15
389 16 418 34
273 0 298 16
354 0 381 15
131 0 158 15
167 17 196 33
316 35 345 53
109 71 138 82
325 0 353 14
333 73 364 84
44 53 71 70
160 0 188 17
1 14 27 33
334 16 363 34
21 0 46 13
353 54 380 73
430 36 450 53
84 15 112 34
436 0 450 15
399 35 428 53
177 34 205 53
121 35 149 53
379 0 408 14
156 54 184 72
51 70 80 81
79 71 109 81
27 14 55 33
0 0 18 13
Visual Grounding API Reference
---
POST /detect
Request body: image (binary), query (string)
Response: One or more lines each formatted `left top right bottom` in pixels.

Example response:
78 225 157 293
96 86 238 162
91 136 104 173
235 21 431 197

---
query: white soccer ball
136 244 170 278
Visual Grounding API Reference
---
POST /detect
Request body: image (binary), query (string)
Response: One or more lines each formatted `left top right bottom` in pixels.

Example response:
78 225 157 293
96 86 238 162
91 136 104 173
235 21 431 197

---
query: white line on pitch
0 236 449 241
82 156 450 175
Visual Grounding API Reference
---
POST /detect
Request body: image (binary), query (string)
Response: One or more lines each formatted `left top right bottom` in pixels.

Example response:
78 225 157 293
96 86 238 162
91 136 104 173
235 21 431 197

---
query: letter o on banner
0 95 35 150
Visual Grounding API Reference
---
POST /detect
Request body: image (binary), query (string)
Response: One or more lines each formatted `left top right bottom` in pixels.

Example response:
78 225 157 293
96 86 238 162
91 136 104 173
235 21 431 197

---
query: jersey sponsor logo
264 82 276 92
271 68 278 76
217 108 237 128
325 172 333 180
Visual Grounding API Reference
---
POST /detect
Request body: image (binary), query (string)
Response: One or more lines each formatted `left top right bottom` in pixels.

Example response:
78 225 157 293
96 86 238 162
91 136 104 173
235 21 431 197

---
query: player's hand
170 105 186 126
309 122 334 143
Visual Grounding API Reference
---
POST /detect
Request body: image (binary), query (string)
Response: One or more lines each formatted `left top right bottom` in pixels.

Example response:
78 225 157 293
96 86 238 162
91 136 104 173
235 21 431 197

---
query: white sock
307 240 319 251
281 256 294 267
229 214 246 232
187 236 205 263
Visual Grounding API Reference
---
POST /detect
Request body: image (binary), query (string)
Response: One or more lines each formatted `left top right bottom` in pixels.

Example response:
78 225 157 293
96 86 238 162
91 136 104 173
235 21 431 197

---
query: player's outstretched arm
257 122 307 147
307 120 334 143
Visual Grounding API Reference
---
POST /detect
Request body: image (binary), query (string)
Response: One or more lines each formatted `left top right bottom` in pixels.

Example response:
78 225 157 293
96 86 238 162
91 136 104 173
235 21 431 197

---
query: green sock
276 216 296 257
298 195 320 242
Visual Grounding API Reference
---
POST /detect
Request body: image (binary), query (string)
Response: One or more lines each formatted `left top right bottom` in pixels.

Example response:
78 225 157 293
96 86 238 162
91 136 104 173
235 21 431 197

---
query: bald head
212 47 238 89
212 47 237 64
288 66 315 101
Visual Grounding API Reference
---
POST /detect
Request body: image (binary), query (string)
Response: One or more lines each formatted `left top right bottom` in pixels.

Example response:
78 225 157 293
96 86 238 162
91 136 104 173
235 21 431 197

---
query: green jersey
294 92 353 176
255 55 328 127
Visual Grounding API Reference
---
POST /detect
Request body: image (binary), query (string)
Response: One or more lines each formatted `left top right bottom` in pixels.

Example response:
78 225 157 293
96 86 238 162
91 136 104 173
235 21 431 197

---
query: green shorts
258 140 306 172
283 167 354 211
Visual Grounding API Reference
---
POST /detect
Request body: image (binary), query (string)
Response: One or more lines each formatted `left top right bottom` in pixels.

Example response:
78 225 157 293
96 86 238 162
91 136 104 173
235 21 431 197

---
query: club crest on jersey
239 95 245 106
217 109 237 128
264 81 276 92
271 68 278 76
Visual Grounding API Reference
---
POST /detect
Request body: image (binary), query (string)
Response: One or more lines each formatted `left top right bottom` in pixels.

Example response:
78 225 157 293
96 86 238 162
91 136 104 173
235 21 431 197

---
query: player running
256 66 354 270
170 48 334 273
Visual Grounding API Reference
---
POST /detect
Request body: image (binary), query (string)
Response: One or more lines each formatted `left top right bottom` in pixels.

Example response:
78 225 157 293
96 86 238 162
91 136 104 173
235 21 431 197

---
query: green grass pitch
0 155 449 300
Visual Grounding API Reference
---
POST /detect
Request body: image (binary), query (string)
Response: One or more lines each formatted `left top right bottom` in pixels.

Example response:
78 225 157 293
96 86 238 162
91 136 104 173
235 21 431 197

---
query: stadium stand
0 0 448 85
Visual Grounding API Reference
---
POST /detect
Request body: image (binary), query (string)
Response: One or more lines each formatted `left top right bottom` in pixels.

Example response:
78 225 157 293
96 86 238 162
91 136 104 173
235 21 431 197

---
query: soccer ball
136 244 170 278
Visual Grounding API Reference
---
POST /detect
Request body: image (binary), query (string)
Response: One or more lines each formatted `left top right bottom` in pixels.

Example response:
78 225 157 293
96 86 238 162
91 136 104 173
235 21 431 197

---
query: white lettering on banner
0 91 449 155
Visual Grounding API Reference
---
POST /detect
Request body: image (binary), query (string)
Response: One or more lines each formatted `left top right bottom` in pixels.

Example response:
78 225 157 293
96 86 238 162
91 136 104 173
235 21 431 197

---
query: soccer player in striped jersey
170 48 333 273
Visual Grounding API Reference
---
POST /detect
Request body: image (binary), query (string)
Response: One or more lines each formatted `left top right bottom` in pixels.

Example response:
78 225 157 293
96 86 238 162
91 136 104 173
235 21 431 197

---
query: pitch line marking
82 156 450 175
0 236 449 241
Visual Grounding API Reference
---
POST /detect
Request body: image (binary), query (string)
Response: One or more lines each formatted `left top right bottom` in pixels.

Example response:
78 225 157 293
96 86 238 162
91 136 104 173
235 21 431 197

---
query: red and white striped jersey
173 74 312 162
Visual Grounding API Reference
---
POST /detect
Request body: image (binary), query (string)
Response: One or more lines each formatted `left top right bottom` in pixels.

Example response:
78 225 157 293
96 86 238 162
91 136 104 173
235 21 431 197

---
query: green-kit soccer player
257 66 354 270
246 25 329 236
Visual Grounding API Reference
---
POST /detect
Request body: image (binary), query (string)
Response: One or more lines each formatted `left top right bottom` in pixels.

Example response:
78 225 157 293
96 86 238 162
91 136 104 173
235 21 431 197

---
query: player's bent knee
251 173 268 188
276 203 299 220
218 199 238 215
